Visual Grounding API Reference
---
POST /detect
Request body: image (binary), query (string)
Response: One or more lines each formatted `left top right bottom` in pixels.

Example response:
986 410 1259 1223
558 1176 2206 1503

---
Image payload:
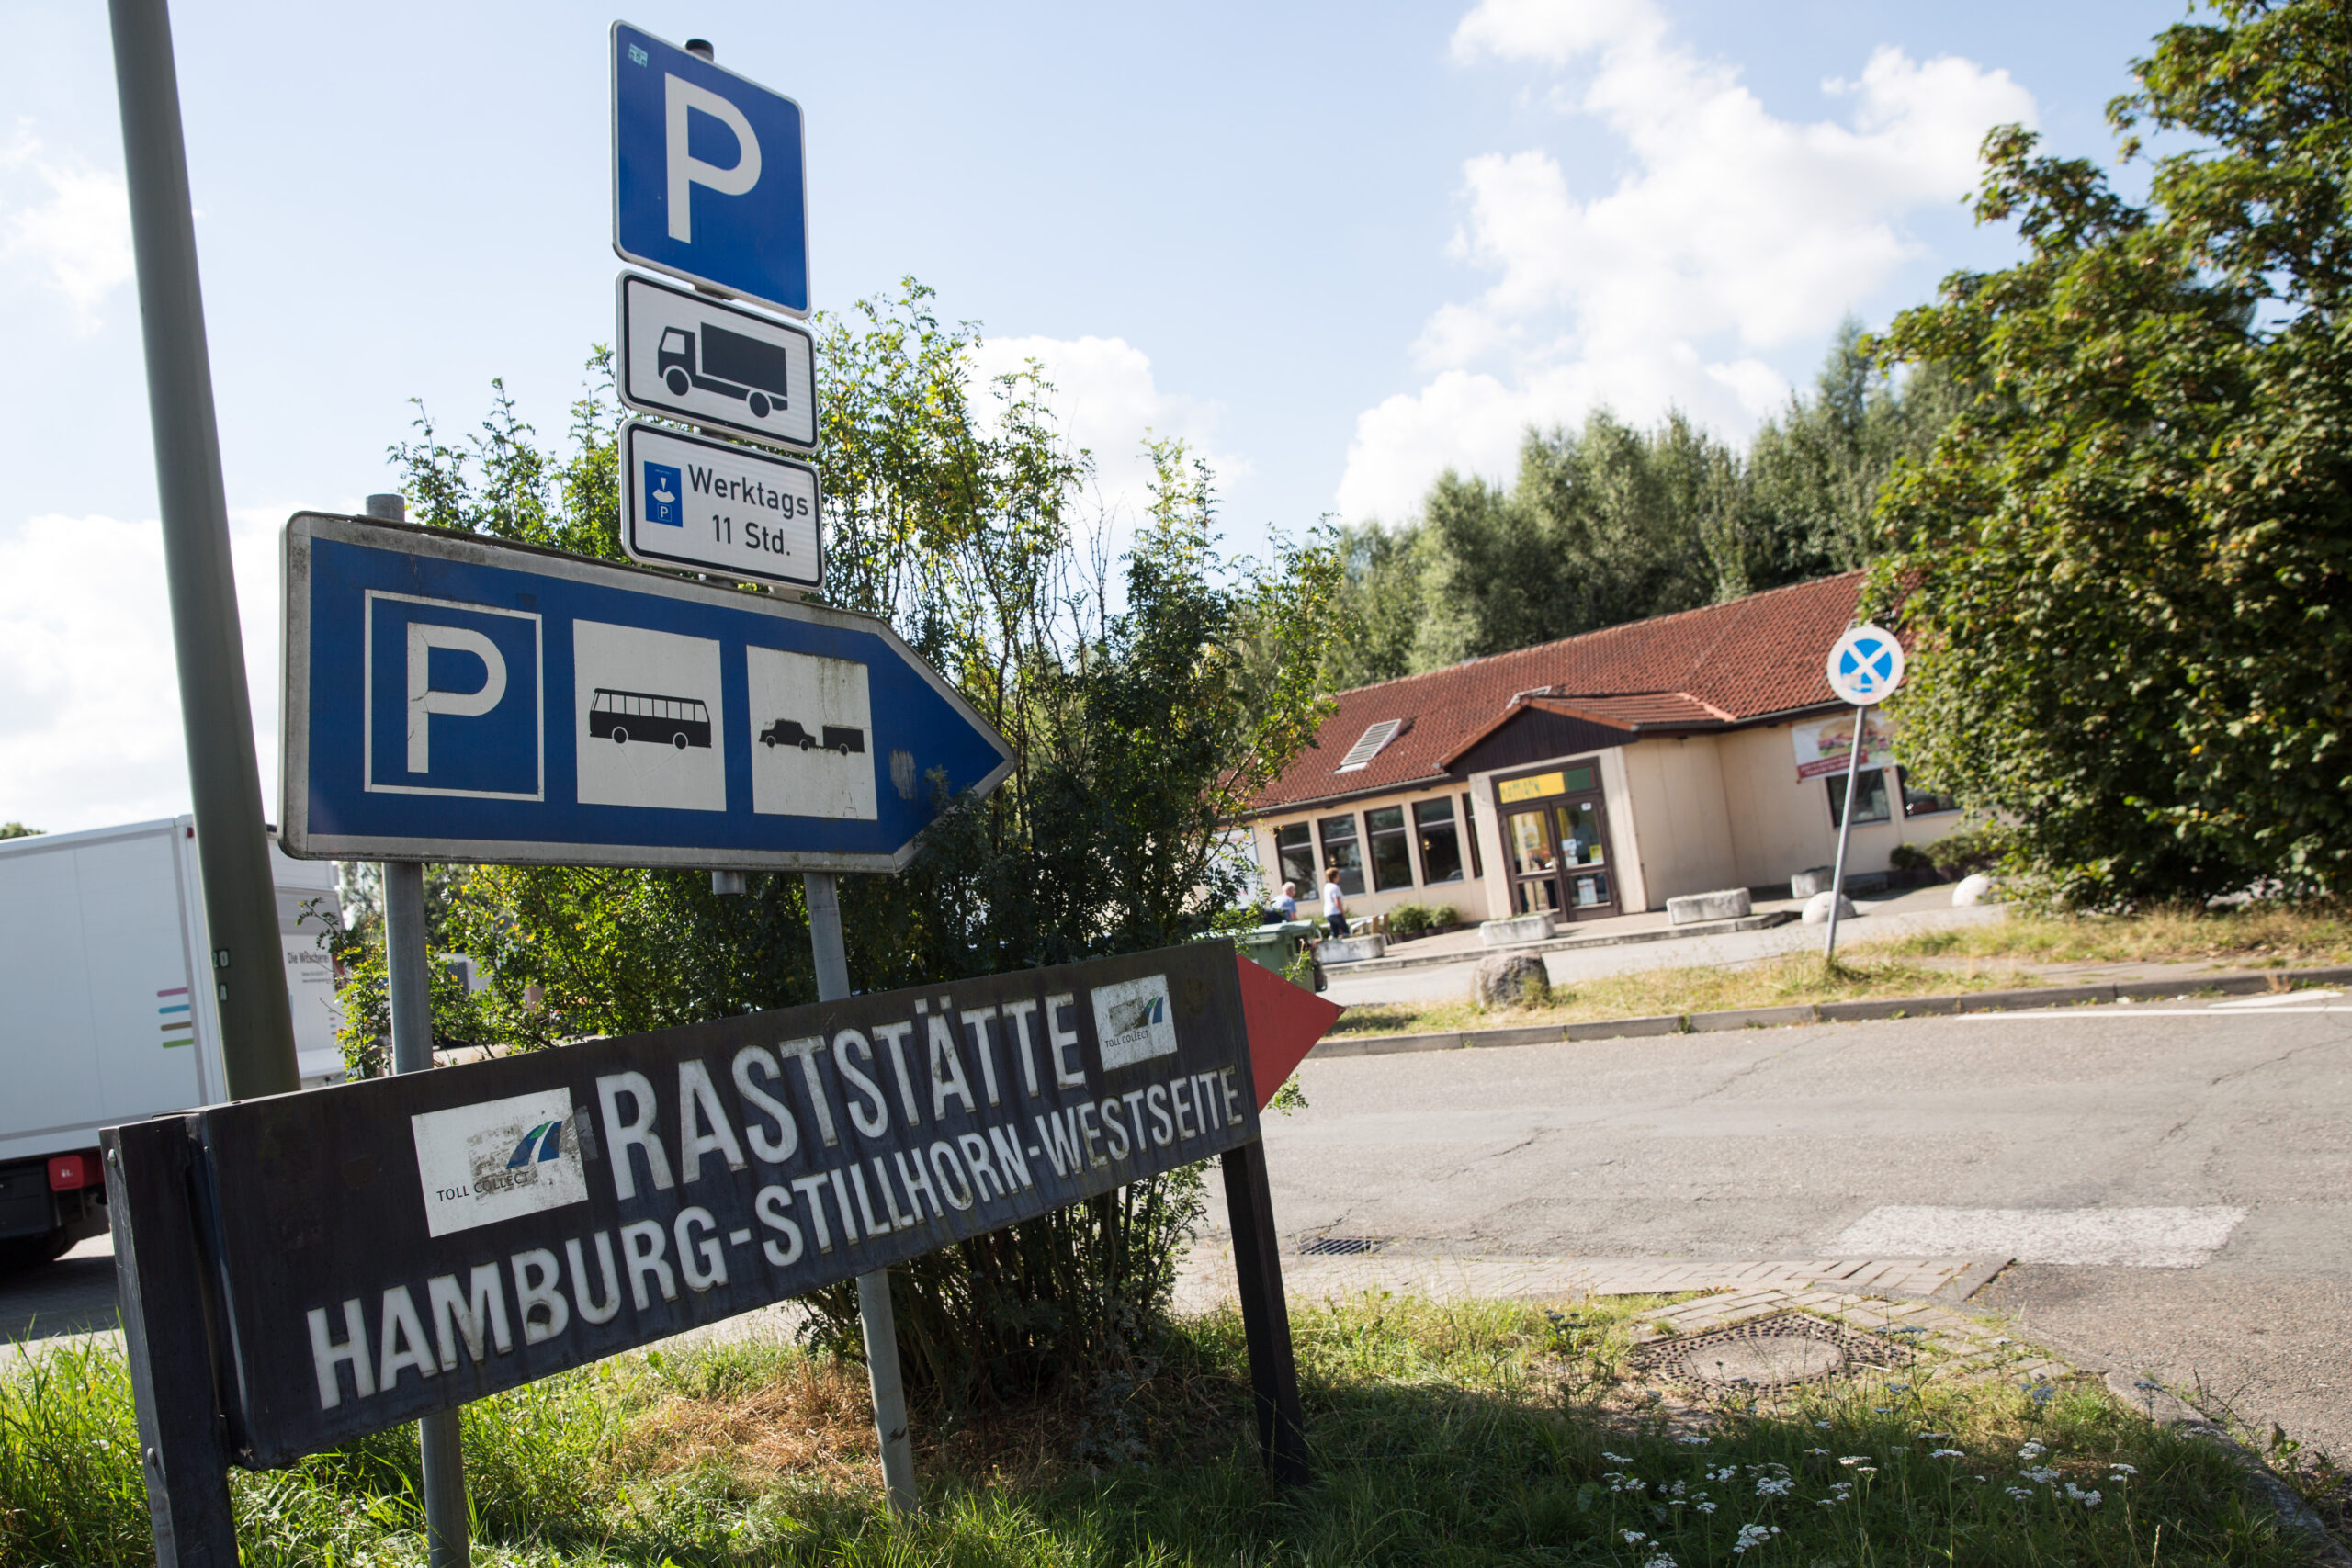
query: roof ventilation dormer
1334 718 1404 773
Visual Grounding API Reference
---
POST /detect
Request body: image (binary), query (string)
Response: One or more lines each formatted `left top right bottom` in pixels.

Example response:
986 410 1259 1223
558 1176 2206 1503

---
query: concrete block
1790 865 1837 897
1315 933 1385 964
1668 887 1752 925
1480 913 1554 946
1819 995 1958 1021
1310 1031 1459 1060
1464 1024 1566 1049
1958 984 2113 1012
1687 1003 1820 1032
1564 1014 1687 1041
1802 890 1857 923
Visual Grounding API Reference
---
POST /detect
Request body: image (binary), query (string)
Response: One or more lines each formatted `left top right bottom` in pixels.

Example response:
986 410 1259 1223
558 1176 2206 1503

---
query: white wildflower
2066 1483 2103 1508
1930 1449 1965 1460
1838 1455 1871 1466
2020 1465 2059 1484
2018 1440 2047 1459
2005 1485 2034 1499
1622 1529 1648 1544
1695 1501 1718 1515
1755 1475 1795 1497
1732 1523 1781 1552
1678 1434 1710 1445
2108 1462 2137 1476
1805 1447 1830 1455
1604 1452 1634 1464
1643 1555 1677 1568
1815 1419 1833 1428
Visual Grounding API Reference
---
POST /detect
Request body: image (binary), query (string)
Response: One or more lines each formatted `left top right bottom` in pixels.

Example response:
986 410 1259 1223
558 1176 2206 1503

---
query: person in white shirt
1321 874 1347 939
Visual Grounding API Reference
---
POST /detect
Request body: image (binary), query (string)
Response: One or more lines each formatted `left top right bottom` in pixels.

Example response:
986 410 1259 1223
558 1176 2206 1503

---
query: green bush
1917 821 2013 881
346 282 1347 1412
1384 902 1456 939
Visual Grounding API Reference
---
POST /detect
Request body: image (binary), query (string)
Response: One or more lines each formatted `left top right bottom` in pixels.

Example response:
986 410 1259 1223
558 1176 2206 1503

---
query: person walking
1321 873 1348 940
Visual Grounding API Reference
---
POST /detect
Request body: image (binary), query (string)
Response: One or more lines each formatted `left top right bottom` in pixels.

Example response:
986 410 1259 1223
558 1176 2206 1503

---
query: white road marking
2211 989 2344 1010
1957 1005 2352 1018
1830 1205 2246 1269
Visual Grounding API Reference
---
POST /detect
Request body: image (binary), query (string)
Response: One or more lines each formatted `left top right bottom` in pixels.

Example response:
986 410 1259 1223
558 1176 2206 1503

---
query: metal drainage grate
1298 1236 1388 1257
1628 1312 1908 1393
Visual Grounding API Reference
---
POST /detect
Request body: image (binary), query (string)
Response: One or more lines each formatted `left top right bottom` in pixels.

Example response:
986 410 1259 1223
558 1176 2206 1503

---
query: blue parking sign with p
364 593 544 801
612 21 808 317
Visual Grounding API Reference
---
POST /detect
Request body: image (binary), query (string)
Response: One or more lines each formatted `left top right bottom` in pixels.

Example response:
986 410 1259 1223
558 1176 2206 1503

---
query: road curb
1309 963 2352 1062
2015 1327 2352 1565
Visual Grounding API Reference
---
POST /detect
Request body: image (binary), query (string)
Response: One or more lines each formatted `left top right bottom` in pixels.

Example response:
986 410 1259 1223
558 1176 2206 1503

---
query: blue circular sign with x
1826 624 1905 706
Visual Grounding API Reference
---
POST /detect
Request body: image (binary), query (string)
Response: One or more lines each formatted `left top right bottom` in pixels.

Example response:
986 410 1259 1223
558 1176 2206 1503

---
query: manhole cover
1629 1312 1907 1393
1299 1236 1387 1256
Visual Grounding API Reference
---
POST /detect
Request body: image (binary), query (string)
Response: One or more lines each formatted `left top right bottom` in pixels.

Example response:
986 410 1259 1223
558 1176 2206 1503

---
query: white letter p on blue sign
664 76 761 243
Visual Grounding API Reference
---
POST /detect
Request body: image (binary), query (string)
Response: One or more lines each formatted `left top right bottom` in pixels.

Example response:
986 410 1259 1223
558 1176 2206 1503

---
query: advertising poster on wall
1792 710 1896 781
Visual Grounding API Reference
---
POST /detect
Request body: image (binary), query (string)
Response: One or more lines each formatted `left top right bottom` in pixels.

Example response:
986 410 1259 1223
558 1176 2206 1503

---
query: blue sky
0 0 2178 830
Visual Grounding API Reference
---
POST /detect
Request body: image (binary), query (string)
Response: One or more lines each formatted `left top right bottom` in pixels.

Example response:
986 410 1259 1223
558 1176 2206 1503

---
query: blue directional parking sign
279 514 1012 871
612 22 808 317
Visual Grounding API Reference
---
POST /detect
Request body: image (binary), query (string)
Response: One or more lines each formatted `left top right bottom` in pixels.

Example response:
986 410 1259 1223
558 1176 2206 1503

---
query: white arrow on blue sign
611 21 808 317
278 513 1012 872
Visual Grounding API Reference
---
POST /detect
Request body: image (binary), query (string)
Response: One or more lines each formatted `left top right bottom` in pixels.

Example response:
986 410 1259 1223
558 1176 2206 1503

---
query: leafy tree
347 280 1345 1403
0 823 40 840
1329 334 1957 686
1870 0 2352 904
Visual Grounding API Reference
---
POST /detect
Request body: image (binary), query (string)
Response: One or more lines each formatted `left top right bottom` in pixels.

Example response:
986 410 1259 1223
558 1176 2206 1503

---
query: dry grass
621 1353 881 1494
1329 951 2051 1038
1864 901 2352 968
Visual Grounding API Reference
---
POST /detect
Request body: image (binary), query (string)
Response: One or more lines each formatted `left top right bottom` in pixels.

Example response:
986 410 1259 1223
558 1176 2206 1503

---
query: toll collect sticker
411 1088 590 1237
1092 973 1177 1069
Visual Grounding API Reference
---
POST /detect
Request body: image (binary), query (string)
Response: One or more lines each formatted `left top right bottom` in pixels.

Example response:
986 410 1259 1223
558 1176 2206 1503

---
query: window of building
1413 797 1464 884
1898 767 1959 818
1827 768 1894 829
1365 806 1414 891
1334 719 1404 773
1317 814 1364 896
1273 824 1315 893
1463 793 1484 878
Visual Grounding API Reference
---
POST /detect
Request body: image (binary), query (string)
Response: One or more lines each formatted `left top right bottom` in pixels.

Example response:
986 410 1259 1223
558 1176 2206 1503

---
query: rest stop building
1241 572 1959 929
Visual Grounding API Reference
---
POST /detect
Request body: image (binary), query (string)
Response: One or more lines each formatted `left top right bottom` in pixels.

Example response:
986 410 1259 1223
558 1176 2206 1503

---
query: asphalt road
1243 996 2352 1458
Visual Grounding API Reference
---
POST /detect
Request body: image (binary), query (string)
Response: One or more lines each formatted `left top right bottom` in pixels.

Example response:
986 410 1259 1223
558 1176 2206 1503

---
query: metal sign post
1820 626 1906 961
361 496 472 1566
107 0 299 1100
803 869 918 1515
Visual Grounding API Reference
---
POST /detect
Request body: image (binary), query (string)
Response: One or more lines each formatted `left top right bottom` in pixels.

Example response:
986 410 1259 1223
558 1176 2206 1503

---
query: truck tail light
48 1153 98 1192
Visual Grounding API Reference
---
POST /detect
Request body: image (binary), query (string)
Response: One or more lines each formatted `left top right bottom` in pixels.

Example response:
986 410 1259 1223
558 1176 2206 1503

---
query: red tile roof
1249 572 1867 815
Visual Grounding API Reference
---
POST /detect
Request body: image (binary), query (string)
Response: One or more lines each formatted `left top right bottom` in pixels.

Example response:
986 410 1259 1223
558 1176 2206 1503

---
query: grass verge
1327 953 2052 1039
1329 902 2352 1042
0 1292 2324 1565
1867 903 2352 969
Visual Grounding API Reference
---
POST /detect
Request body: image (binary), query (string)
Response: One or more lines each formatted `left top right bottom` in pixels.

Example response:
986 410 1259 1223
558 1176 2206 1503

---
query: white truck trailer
0 817 345 1271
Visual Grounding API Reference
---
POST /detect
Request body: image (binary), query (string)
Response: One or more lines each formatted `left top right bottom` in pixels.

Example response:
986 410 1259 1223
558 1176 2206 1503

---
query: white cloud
0 508 281 833
1 124 133 333
1334 0 2035 520
969 333 1246 566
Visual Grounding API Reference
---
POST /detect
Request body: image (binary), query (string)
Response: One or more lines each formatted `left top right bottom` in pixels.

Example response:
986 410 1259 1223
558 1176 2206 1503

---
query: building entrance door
1503 789 1619 920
